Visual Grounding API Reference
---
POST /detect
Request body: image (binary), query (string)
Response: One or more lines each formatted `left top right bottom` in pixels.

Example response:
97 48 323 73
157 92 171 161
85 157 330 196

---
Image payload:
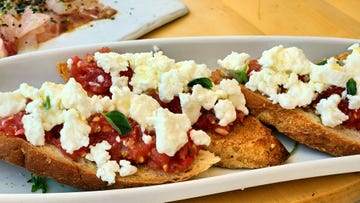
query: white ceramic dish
0 36 359 203
20 0 188 52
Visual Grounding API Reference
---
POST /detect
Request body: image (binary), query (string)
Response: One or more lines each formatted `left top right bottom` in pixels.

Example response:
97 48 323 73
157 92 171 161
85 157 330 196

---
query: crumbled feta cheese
152 108 190 156
218 79 249 114
61 78 91 119
179 92 202 124
344 43 360 77
0 91 27 117
94 52 129 74
316 94 349 127
142 134 152 144
111 86 134 116
60 109 90 154
129 94 160 130
86 141 121 184
246 45 317 109
189 130 210 146
214 99 237 126
191 84 218 110
16 83 39 100
89 95 114 114
217 52 250 71
96 161 120 185
119 160 137 177
86 141 112 165
311 57 347 88
258 45 313 75
128 52 175 94
22 100 45 146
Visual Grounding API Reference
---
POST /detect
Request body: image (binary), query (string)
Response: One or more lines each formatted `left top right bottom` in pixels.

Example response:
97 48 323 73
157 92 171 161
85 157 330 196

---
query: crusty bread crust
206 116 289 168
0 133 219 190
240 85 360 156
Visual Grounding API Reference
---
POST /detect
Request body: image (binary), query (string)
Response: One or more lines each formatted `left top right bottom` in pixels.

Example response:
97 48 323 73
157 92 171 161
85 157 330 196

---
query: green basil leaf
103 110 132 136
188 77 213 89
316 60 327 65
28 174 47 193
347 78 357 96
229 67 249 84
43 96 51 110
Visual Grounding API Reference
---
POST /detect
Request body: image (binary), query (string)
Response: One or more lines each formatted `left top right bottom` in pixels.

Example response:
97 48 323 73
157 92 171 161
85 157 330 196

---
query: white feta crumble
142 134 152 144
214 99 237 126
22 100 45 146
96 161 120 185
152 108 191 156
315 94 349 127
189 129 211 146
110 86 134 116
129 94 160 130
0 91 27 117
60 109 90 154
218 79 249 114
61 78 92 119
86 141 120 184
94 52 129 74
246 45 318 109
119 160 137 177
217 52 250 70
86 141 112 166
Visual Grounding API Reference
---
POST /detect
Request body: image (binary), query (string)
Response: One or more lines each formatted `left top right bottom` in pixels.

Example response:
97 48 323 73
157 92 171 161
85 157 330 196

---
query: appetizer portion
217 43 360 156
0 0 117 57
0 77 220 190
58 48 290 169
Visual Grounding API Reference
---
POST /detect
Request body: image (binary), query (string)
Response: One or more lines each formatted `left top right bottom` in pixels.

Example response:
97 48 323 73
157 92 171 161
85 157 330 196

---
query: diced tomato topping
69 47 134 96
147 135 199 173
0 111 25 138
70 53 113 96
247 59 261 75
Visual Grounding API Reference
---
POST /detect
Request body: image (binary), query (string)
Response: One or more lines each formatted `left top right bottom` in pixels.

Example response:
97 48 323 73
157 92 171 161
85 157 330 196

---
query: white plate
0 36 359 203
20 0 188 52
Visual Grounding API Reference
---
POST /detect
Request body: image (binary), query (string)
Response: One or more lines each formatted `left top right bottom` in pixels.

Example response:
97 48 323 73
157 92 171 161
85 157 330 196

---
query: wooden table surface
142 0 360 202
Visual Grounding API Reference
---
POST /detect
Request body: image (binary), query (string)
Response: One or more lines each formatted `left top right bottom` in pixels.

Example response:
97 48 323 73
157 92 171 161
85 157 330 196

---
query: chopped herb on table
28 174 48 193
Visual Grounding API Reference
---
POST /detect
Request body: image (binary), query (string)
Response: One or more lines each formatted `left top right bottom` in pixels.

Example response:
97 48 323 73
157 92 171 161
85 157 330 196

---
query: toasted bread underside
240 85 360 156
206 116 289 169
0 133 220 190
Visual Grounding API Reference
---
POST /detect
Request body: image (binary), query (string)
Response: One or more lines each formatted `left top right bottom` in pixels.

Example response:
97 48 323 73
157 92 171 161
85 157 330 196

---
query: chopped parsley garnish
346 78 357 96
103 110 132 136
43 96 51 110
28 174 47 193
188 77 213 89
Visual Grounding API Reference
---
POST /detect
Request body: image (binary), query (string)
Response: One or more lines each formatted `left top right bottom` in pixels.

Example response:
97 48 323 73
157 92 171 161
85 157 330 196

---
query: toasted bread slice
0 132 219 190
205 116 289 168
240 85 360 156
238 51 360 156
58 61 290 169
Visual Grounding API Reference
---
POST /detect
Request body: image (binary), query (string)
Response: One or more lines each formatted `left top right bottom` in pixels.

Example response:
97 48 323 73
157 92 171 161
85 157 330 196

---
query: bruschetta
57 48 290 169
216 43 360 156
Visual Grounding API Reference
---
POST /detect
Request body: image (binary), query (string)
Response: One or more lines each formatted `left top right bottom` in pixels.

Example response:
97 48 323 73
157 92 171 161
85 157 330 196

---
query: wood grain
142 0 360 202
